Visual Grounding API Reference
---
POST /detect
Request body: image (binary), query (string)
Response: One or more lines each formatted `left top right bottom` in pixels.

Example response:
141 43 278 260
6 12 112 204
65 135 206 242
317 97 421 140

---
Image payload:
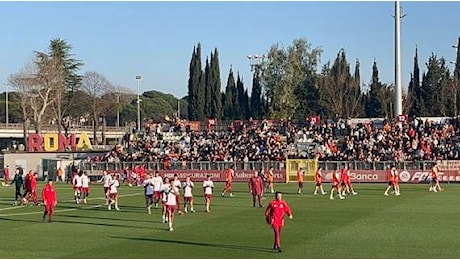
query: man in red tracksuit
248 171 264 207
264 191 293 253
41 179 57 222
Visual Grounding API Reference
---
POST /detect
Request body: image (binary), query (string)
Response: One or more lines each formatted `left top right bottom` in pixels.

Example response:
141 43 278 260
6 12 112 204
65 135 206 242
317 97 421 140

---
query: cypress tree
210 49 223 119
195 43 205 121
224 68 236 119
187 46 197 120
250 69 263 119
366 61 384 117
204 57 212 117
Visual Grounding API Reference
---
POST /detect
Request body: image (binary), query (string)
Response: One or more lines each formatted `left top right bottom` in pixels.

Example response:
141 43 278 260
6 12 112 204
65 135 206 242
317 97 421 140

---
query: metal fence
83 160 436 175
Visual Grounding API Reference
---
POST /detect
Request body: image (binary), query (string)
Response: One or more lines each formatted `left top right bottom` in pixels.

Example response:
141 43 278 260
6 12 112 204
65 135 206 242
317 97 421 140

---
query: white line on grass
0 204 103 217
0 192 143 216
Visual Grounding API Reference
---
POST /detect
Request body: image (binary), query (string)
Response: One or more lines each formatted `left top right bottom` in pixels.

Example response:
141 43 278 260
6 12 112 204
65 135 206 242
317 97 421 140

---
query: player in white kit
72 172 83 204
160 177 171 223
143 174 154 214
81 171 90 204
164 181 179 231
108 175 120 211
183 177 195 213
97 171 112 205
171 174 183 215
152 171 163 209
203 175 214 213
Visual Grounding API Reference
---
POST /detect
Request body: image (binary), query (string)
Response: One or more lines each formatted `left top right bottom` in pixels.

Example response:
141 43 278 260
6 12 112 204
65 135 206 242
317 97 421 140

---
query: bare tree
8 55 62 136
81 71 114 145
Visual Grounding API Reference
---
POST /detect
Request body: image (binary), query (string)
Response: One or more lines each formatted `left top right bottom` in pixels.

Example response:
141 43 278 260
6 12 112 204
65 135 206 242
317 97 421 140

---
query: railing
0 123 127 132
82 160 436 175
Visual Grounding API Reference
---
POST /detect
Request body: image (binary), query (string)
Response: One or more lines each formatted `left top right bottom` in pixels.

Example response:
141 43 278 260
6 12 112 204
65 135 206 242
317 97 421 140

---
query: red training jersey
248 176 263 195
264 199 292 227
41 184 57 205
340 169 348 182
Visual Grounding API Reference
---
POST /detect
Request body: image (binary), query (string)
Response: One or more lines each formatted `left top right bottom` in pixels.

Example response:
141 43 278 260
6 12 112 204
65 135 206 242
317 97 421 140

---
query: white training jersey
73 175 83 187
165 190 177 206
144 179 154 195
152 176 163 191
109 179 119 194
183 181 194 197
102 174 112 188
203 180 214 195
81 174 90 188
160 183 171 202
172 179 181 194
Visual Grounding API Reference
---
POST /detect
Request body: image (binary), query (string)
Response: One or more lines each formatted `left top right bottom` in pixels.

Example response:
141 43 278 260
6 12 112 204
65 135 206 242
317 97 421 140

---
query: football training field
0 182 459 258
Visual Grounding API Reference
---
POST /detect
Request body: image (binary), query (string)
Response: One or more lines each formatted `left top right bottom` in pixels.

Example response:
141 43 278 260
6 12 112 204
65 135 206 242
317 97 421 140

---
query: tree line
1 37 459 146
187 37 460 121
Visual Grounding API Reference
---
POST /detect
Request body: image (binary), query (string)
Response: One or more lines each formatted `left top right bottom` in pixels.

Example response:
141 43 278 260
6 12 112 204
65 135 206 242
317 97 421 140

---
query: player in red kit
248 171 264 207
29 172 39 205
41 179 57 222
3 165 10 186
264 191 293 253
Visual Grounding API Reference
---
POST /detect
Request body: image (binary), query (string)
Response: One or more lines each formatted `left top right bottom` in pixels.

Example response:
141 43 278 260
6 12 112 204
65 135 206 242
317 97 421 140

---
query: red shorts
44 204 55 213
154 191 162 199
109 192 118 199
346 180 352 186
225 181 232 190
315 181 322 186
74 186 82 192
332 182 339 189
166 204 176 213
205 194 212 201
298 181 304 188
184 196 193 203
81 187 89 194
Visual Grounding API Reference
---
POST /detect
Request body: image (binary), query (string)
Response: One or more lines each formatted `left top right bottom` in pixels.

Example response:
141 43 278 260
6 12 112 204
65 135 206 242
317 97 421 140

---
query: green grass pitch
0 181 459 258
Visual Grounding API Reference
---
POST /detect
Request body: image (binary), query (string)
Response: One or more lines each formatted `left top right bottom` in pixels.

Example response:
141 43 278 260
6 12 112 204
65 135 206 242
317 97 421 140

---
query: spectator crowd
97 116 460 165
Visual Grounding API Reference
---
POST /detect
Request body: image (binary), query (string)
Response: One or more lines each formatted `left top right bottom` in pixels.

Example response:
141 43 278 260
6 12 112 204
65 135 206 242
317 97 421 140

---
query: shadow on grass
112 236 276 253
0 216 164 230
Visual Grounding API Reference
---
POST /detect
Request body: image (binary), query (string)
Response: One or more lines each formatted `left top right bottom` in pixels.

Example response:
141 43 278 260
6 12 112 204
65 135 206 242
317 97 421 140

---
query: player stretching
248 171 264 207
330 170 344 200
108 174 120 211
172 174 183 215
41 179 57 222
203 175 214 213
430 160 444 192
183 177 195 213
143 174 154 214
264 191 293 253
221 166 234 197
152 171 163 208
314 167 327 195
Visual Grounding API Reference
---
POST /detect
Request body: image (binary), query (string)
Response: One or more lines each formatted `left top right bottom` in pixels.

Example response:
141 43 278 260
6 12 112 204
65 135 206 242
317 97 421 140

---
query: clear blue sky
0 1 459 99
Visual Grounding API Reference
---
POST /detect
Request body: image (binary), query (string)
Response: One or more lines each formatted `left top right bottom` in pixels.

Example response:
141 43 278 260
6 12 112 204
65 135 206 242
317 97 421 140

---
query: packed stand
99 116 460 164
